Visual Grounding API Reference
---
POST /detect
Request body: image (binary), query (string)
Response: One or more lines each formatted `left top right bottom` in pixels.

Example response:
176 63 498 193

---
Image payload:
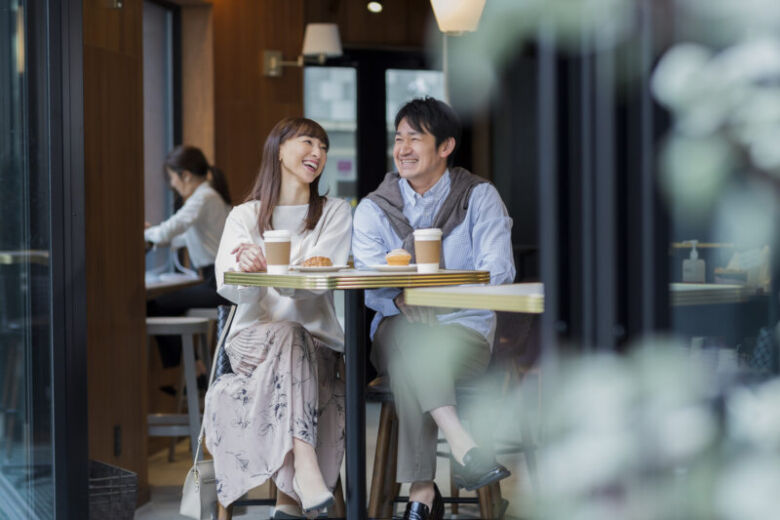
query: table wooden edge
404 286 544 313
145 277 203 301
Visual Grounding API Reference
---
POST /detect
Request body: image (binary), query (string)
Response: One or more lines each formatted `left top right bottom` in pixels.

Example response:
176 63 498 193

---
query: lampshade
430 0 486 34
302 23 343 58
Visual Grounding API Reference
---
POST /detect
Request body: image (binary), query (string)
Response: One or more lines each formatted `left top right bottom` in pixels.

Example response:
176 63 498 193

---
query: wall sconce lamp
263 23 343 77
430 0 486 35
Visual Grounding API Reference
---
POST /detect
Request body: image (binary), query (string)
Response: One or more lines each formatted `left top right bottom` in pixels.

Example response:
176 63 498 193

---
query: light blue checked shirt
352 170 515 345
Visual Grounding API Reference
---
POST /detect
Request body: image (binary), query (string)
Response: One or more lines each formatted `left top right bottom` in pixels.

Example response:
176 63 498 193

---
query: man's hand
394 292 438 325
231 243 267 272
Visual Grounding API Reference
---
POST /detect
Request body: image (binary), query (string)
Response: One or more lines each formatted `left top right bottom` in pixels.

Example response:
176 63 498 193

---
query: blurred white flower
678 0 780 45
712 181 778 249
659 134 734 219
716 455 780 520
727 380 780 450
654 406 717 463
651 43 714 115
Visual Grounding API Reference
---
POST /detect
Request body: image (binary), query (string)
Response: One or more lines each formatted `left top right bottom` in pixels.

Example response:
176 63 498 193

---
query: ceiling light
367 1 383 14
430 0 486 35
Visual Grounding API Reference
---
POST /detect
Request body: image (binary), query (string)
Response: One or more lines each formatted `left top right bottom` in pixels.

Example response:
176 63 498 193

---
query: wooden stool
146 316 210 459
367 375 537 520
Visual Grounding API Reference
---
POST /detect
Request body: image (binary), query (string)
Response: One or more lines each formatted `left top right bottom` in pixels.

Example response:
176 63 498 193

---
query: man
352 97 515 520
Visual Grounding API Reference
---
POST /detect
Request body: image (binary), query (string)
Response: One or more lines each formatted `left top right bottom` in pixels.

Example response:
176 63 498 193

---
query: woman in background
146 145 232 369
206 118 351 519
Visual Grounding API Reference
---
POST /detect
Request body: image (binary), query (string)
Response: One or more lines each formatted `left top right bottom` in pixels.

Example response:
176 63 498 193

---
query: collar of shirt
398 169 451 209
192 181 210 198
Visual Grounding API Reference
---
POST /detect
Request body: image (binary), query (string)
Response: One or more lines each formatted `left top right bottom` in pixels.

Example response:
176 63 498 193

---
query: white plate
368 264 417 272
289 264 349 273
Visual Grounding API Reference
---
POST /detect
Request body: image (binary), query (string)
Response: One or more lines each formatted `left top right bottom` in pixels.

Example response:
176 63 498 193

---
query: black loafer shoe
401 484 444 520
451 447 511 491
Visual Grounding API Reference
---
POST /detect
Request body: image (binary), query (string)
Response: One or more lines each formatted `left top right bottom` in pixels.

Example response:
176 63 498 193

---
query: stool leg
333 475 346 518
369 402 395 518
477 482 505 520
217 502 233 520
449 460 459 515
169 368 186 462
382 406 400 519
181 333 201 459
199 332 211 380
477 485 495 519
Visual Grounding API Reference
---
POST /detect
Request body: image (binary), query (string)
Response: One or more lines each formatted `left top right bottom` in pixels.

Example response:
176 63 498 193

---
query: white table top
404 282 766 312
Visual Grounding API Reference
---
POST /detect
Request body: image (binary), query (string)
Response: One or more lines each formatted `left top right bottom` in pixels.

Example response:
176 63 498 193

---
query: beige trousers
371 315 490 483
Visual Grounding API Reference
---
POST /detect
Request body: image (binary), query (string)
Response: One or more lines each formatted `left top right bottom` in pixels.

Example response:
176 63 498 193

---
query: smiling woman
205 117 353 518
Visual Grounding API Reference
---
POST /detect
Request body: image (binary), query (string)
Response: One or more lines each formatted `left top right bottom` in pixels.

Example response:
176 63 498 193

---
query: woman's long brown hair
245 117 329 233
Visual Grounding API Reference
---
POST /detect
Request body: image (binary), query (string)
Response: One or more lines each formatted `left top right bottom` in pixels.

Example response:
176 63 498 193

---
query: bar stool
160 308 219 461
367 376 529 520
146 316 210 459
368 314 541 519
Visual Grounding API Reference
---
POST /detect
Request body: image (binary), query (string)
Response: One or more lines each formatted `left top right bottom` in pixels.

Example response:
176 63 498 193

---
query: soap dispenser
682 240 706 283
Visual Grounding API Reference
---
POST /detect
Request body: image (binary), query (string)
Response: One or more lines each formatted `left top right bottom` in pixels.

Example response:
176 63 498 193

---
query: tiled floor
134 402 532 519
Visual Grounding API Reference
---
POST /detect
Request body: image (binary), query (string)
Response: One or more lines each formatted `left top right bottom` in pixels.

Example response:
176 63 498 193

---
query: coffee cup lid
263 229 291 241
413 228 442 239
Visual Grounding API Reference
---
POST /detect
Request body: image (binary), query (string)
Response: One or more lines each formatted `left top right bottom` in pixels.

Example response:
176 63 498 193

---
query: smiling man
352 97 516 520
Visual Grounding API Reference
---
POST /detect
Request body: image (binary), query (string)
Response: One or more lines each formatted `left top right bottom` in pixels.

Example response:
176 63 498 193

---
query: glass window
304 66 358 326
0 0 54 515
304 66 358 206
143 1 176 276
385 69 444 170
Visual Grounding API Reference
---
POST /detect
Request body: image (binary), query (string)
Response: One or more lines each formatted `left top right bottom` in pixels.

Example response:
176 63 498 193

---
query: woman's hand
231 243 267 272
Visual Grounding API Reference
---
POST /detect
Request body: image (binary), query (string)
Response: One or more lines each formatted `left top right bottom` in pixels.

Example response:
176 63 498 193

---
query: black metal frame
536 5 670 355
48 0 88 517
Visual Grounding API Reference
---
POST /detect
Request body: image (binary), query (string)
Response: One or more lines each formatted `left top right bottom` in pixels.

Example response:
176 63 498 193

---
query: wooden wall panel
213 0 305 201
213 0 431 199
83 0 148 505
182 5 216 162
83 0 142 54
304 0 431 48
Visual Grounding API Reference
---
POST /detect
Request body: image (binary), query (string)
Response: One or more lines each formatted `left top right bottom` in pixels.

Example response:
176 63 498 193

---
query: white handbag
180 306 236 519
180 454 217 519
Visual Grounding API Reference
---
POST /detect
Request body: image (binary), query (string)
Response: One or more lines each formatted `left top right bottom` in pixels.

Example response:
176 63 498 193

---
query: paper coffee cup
413 228 442 274
263 229 291 274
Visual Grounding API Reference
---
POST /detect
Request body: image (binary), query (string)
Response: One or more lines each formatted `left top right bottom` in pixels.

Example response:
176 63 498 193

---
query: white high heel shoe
292 475 335 513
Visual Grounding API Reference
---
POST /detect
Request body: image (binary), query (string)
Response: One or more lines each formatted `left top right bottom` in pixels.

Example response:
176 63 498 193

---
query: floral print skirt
204 320 345 507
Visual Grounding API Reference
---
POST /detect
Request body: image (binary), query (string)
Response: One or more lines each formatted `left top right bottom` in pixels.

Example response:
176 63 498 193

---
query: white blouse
144 182 231 269
215 197 352 352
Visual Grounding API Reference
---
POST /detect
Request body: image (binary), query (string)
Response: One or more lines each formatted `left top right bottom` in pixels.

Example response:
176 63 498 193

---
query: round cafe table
224 268 489 519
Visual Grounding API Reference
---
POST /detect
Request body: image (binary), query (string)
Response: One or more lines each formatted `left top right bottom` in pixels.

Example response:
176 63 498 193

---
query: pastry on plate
302 256 333 267
385 248 412 266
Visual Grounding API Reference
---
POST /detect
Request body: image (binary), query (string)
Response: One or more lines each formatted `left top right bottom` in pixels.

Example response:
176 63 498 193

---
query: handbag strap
192 305 236 466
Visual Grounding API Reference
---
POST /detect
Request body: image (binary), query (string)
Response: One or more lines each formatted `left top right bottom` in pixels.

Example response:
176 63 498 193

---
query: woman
146 145 233 369
205 118 351 519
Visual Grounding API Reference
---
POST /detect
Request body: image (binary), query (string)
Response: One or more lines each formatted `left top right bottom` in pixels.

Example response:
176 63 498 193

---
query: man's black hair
394 97 461 167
